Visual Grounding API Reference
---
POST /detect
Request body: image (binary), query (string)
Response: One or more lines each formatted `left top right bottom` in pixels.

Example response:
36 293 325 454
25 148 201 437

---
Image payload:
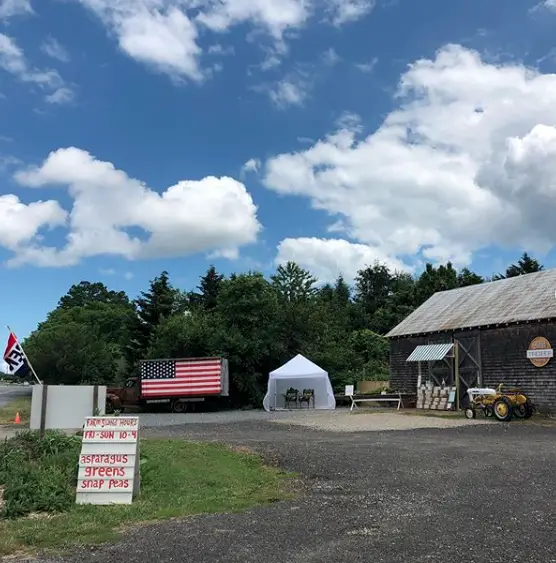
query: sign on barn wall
526 337 553 368
76 416 140 505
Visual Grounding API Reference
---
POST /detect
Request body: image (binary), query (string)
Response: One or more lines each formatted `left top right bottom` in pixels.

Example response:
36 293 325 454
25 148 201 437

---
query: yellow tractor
465 384 534 422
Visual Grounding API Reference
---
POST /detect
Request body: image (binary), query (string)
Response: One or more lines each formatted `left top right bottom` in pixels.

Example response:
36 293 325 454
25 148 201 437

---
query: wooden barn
386 269 556 411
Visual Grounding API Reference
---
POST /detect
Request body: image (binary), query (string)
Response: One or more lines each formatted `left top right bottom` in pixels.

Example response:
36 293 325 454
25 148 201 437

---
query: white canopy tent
263 354 336 411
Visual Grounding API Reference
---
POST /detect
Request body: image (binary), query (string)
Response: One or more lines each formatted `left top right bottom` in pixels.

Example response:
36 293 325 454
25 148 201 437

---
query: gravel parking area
16 415 556 563
138 408 488 432
273 410 488 432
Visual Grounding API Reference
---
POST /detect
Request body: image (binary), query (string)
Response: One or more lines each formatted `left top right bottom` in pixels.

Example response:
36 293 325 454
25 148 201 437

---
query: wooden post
92 385 99 416
455 342 460 411
39 385 48 439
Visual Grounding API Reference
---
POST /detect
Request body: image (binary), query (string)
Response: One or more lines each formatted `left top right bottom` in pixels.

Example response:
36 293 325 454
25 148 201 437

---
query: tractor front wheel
493 397 513 422
465 407 476 419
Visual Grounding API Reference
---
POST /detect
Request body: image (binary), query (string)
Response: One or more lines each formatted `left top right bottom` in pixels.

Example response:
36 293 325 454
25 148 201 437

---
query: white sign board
76 416 140 505
526 349 554 359
344 385 354 397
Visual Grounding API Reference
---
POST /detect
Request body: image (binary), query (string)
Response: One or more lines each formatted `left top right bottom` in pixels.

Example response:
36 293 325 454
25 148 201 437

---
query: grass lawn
0 395 31 425
0 437 292 556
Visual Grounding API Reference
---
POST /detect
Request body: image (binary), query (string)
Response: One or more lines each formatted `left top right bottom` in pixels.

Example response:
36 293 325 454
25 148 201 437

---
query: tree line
17 252 543 406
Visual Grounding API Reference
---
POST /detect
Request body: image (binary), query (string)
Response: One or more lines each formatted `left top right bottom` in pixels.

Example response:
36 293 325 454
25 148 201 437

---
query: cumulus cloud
262 44 556 280
277 238 411 282
0 194 67 250
0 0 33 20
5 147 261 267
242 158 261 173
74 0 374 82
0 33 73 103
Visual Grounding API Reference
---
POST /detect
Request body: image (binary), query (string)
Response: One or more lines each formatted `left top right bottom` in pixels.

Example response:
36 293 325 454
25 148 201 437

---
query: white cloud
0 0 33 19
41 36 70 63
263 44 556 276
322 47 341 66
328 0 375 25
208 44 235 56
74 0 373 82
266 71 311 108
242 158 261 173
355 56 378 72
0 33 73 102
76 1 203 82
544 0 556 10
196 0 309 39
8 147 260 267
0 194 67 250
45 87 75 104
276 238 411 282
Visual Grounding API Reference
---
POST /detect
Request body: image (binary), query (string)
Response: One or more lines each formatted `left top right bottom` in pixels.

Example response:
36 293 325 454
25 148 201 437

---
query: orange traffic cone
14 412 21 424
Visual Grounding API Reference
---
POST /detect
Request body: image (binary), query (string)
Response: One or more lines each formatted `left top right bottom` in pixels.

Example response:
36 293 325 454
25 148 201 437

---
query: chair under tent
262 354 336 411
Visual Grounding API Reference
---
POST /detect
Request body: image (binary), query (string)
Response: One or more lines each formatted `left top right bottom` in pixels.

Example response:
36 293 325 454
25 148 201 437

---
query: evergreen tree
198 265 224 310
127 271 179 365
503 252 544 278
271 261 317 302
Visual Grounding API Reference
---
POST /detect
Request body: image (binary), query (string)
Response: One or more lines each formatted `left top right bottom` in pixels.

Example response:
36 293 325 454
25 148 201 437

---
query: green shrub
0 431 81 519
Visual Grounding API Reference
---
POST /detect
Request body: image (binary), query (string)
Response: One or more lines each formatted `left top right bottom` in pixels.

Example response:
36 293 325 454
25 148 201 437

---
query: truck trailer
106 357 229 413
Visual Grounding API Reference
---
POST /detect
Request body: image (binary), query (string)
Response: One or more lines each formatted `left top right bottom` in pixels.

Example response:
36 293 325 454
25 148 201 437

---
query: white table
349 393 403 412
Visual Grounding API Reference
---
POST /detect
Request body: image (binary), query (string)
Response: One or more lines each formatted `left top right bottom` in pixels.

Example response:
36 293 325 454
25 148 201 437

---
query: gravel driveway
138 408 487 432
15 415 556 563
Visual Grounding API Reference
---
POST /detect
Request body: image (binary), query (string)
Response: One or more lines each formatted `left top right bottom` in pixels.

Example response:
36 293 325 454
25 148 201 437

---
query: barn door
454 332 481 405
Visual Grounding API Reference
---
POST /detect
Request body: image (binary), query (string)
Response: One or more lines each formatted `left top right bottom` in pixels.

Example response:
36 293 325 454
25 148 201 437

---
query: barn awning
406 343 454 362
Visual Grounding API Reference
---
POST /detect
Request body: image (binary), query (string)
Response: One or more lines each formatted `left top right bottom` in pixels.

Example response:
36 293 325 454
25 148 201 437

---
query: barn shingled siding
389 322 556 411
480 322 556 411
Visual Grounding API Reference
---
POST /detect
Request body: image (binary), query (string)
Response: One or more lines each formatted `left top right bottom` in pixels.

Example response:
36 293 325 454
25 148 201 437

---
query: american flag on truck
139 357 229 398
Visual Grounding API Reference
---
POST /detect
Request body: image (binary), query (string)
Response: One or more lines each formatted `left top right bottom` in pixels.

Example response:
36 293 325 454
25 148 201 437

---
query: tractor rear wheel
513 400 534 419
493 397 513 422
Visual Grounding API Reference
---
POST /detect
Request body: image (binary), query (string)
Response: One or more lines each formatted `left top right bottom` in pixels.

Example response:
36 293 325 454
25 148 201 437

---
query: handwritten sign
76 416 140 505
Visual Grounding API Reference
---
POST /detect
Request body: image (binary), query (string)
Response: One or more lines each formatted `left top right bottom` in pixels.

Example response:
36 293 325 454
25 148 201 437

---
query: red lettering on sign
108 479 130 489
80 479 105 489
100 431 115 439
84 467 125 478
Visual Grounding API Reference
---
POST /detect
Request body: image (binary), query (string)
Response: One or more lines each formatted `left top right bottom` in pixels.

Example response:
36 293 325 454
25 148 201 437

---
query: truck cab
106 378 140 412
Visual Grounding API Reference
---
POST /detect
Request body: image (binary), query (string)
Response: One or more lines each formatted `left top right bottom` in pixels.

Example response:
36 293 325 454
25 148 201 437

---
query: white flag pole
6 326 43 386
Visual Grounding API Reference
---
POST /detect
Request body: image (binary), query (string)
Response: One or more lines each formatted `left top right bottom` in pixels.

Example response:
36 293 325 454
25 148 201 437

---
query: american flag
140 358 223 397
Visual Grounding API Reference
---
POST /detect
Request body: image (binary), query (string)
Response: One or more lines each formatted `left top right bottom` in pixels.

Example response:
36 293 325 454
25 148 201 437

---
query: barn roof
386 269 556 338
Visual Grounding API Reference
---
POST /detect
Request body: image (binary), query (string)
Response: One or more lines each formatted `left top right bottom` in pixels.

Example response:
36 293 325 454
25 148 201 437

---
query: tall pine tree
198 265 224 310
126 271 179 365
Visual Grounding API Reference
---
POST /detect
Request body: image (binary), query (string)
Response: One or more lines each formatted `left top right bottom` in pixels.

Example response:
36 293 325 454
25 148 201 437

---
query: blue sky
1 0 556 338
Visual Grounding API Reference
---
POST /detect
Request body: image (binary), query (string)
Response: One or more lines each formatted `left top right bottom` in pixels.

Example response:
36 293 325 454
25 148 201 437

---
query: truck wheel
172 400 188 413
493 397 513 422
